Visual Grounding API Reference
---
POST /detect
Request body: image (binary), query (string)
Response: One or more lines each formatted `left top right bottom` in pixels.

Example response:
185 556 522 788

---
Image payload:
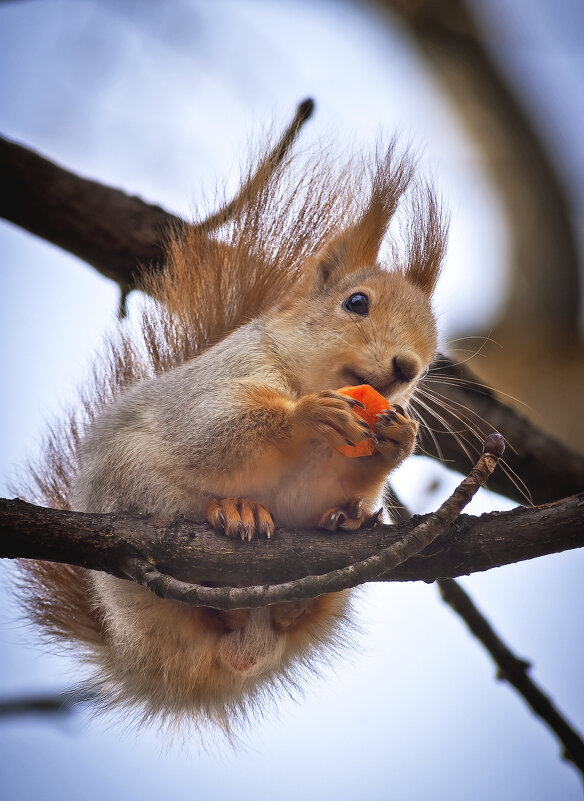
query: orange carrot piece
335 384 390 457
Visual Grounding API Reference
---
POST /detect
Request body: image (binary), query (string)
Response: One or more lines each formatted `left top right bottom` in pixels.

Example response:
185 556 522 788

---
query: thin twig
438 578 584 780
385 474 584 783
120 433 504 610
0 688 96 720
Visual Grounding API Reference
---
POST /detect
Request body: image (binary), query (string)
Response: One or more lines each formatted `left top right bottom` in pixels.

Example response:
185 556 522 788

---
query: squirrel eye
342 293 369 316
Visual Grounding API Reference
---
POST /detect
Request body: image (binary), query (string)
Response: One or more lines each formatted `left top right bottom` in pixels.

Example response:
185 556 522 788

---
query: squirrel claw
362 507 384 528
205 497 275 541
342 396 366 410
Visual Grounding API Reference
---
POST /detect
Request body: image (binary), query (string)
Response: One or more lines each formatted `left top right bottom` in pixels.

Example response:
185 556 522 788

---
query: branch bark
2 493 582 590
119 435 504 608
0 135 179 287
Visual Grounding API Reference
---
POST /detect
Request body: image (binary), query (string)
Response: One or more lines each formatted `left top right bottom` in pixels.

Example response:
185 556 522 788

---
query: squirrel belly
19 141 447 732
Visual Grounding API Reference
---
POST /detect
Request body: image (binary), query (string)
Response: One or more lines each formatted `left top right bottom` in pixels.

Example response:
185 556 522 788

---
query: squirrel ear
310 229 354 293
309 143 414 293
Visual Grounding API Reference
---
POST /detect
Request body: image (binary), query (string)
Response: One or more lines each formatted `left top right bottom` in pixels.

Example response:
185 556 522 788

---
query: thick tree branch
2 492 582 592
0 135 179 287
119 434 504 608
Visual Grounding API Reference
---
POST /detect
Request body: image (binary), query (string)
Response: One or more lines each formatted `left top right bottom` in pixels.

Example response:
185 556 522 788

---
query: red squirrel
18 139 447 732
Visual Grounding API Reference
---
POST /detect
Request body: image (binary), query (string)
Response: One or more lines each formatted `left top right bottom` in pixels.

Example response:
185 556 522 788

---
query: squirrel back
17 140 447 734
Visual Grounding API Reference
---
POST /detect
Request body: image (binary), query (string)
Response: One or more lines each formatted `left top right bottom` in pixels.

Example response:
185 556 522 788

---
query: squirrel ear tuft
310 145 414 292
403 183 448 296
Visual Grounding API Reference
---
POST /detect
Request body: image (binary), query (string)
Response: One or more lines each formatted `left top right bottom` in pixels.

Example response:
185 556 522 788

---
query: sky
0 1 583 799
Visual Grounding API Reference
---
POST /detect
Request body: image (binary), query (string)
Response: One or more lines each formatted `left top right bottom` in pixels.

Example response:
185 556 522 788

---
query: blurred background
0 0 582 799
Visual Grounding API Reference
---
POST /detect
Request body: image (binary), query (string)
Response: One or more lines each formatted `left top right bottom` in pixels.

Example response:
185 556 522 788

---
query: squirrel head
268 169 447 408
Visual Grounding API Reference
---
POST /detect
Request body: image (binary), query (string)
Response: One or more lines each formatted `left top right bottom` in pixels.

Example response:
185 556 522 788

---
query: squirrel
17 138 447 733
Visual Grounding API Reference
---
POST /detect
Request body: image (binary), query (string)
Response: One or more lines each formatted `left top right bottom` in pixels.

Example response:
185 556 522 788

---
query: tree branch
386 480 584 780
0 688 96 720
119 433 504 608
2 489 582 596
0 135 179 287
438 577 584 779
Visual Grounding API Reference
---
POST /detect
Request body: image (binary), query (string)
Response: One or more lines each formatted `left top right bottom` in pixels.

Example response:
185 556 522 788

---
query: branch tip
483 432 505 458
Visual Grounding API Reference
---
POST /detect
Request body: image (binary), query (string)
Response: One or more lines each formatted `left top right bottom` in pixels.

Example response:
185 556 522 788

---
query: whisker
418 385 518 455
424 375 531 410
429 336 498 370
411 394 479 464
445 335 500 347
408 400 446 460
494 458 533 505
417 386 533 504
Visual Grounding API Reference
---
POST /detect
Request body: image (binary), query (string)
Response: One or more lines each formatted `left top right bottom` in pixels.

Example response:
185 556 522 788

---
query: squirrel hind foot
318 498 384 531
318 497 365 531
205 497 275 541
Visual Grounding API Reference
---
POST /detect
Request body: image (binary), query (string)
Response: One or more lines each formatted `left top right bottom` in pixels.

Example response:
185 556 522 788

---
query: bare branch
0 135 179 287
438 578 584 779
2 488 582 597
0 688 96 720
385 480 584 780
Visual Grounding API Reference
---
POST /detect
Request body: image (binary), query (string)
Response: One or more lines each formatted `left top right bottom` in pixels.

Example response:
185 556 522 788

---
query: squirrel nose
392 354 421 384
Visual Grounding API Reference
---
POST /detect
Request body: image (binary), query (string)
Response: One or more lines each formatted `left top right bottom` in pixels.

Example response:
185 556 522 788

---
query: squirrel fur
18 139 447 733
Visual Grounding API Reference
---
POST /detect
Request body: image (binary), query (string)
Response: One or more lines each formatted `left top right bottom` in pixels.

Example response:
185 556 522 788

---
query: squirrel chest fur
20 142 447 732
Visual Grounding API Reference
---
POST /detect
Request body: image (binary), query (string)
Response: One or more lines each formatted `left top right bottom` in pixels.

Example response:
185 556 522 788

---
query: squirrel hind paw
205 497 275 541
318 497 367 532
318 499 384 532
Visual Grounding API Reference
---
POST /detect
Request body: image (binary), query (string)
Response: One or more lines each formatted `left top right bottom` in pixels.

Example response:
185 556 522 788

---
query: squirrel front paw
206 497 274 541
374 405 418 469
295 390 376 450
